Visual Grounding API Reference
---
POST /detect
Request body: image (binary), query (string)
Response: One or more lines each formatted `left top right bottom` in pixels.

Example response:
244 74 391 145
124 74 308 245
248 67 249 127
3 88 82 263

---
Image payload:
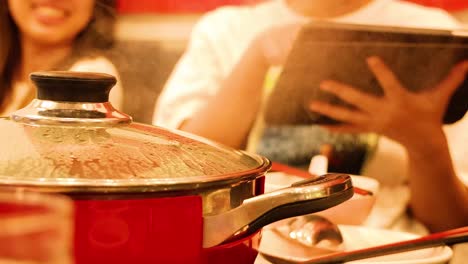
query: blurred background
110 0 468 124
115 0 468 47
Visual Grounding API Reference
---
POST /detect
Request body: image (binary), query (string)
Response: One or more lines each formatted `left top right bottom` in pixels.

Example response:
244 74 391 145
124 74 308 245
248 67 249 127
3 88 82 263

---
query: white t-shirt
1 56 123 117
153 0 465 233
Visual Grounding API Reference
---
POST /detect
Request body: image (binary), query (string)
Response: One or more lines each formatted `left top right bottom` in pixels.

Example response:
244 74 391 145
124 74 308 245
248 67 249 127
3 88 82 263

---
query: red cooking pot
0 72 354 264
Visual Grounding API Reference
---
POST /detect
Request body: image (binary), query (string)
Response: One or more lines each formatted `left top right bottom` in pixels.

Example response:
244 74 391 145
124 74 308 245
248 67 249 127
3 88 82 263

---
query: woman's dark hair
0 0 116 112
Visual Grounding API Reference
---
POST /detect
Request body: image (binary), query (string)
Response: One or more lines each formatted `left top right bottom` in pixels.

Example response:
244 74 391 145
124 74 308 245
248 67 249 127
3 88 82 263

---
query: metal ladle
274 214 344 250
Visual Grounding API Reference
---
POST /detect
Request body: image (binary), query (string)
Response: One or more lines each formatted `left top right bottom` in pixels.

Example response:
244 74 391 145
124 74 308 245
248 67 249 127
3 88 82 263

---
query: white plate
255 225 452 264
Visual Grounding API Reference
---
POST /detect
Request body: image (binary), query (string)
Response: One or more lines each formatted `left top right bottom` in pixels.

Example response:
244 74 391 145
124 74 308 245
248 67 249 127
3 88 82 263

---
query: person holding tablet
154 0 459 171
153 0 463 232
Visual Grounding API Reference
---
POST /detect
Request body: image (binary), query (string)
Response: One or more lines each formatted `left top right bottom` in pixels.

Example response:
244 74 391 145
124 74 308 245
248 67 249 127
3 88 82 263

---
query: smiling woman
0 0 123 117
7 1 95 44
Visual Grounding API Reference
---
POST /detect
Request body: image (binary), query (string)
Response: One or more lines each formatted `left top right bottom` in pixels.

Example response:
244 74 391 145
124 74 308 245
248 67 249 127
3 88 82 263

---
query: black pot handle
31 71 116 102
203 173 354 248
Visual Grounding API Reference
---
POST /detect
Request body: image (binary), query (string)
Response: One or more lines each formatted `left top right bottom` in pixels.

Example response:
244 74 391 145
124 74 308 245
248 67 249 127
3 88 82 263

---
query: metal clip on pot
203 173 353 248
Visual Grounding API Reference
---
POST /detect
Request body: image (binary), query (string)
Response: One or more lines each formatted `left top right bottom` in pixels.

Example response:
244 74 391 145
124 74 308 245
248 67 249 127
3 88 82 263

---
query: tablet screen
264 22 468 125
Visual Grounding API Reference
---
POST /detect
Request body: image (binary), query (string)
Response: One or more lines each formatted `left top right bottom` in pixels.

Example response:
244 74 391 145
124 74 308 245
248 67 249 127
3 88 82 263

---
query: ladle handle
301 226 468 264
31 71 116 102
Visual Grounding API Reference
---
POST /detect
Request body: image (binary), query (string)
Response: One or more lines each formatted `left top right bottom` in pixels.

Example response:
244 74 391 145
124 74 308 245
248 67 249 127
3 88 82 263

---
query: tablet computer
264 22 468 125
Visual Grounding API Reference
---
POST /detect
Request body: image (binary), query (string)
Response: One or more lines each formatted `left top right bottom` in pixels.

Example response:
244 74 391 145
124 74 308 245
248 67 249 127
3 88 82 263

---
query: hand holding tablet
264 22 468 125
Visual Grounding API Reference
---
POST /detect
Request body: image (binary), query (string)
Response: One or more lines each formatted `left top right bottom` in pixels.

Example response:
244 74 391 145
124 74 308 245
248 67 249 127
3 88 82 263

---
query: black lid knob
31 71 117 102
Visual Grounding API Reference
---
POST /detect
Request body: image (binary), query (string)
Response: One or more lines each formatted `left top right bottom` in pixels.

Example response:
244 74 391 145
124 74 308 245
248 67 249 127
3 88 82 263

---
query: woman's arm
155 21 302 149
178 42 269 148
309 57 468 231
405 126 468 232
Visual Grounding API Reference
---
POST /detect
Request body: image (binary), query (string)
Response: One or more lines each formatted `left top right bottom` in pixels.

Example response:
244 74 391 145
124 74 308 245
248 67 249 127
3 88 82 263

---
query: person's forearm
406 128 468 232
180 42 269 149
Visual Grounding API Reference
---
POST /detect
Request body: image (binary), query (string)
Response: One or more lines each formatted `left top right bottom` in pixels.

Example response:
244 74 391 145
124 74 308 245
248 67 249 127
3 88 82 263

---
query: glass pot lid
0 72 269 193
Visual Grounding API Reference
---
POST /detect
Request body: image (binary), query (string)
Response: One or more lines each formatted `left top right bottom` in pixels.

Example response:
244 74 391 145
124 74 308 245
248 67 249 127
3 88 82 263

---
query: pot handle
203 173 354 248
